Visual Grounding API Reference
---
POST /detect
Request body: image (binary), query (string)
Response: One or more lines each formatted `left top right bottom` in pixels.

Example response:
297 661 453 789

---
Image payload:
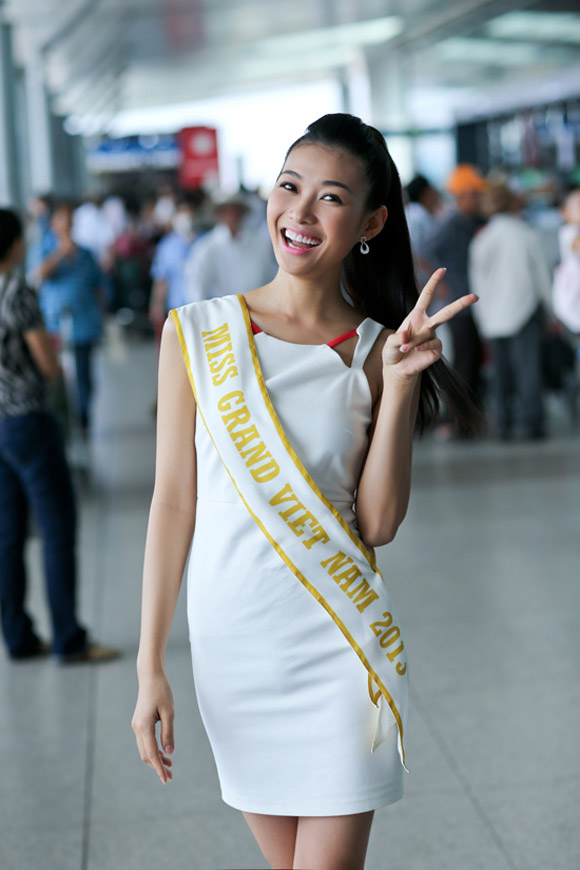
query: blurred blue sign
86 135 179 173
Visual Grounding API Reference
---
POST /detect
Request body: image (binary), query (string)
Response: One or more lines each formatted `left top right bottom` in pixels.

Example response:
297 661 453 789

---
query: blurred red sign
178 126 219 189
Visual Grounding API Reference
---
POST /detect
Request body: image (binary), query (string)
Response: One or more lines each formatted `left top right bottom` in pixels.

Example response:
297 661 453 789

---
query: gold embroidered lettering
279 503 304 520
209 352 235 374
347 579 379 612
286 510 318 538
302 526 331 550
320 551 354 575
369 611 406 672
250 458 280 483
269 483 299 507
206 344 233 360
217 391 244 412
241 441 271 467
334 565 362 592
233 426 260 451
379 626 400 649
222 407 251 431
202 323 229 340
270 486 329 545
212 365 238 386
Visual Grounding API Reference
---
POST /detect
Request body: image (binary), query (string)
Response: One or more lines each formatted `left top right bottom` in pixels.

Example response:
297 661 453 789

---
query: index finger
429 293 478 329
416 268 447 312
142 725 169 783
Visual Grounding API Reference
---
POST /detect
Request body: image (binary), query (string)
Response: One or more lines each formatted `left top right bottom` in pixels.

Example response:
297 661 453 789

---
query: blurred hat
446 165 487 195
213 190 250 211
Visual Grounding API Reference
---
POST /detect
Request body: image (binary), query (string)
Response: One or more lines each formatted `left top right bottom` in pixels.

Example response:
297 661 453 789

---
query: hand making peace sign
382 268 478 378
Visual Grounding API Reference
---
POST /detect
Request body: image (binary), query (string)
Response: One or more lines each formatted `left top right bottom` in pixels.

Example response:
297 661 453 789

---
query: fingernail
165 745 174 754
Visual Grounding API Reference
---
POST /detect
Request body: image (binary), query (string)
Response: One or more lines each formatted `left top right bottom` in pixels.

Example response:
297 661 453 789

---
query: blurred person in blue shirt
149 201 196 341
37 201 104 436
404 174 442 289
25 193 56 286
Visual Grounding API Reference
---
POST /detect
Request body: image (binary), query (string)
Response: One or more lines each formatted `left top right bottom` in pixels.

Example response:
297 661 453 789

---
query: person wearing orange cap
423 164 487 430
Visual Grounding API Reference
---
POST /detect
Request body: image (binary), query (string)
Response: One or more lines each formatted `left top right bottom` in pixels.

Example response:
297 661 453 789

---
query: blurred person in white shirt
552 188 580 336
152 186 177 233
469 182 552 440
184 191 276 302
73 194 115 272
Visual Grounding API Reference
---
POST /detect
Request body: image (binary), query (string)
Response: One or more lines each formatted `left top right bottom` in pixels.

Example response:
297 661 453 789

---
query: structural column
366 47 415 181
24 45 55 195
367 48 410 133
0 18 21 205
339 48 372 122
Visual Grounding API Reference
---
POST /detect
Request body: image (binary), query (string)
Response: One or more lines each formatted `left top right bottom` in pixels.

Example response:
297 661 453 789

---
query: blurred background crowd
14 167 580 450
1 3 580 867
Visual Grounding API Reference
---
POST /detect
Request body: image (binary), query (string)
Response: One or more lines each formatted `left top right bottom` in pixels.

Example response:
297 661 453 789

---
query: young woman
132 114 477 870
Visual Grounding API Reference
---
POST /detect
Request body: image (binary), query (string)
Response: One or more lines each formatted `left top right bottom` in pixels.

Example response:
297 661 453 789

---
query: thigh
5 414 76 528
511 311 542 385
293 811 374 870
0 453 28 542
449 315 479 382
243 812 297 870
73 343 93 381
489 338 508 397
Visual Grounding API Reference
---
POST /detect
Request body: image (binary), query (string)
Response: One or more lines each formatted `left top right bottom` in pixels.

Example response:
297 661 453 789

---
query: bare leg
293 811 374 870
243 812 298 869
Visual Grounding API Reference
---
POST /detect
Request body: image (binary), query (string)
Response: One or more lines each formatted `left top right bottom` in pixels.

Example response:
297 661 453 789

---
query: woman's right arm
132 316 197 783
37 238 74 281
24 328 60 380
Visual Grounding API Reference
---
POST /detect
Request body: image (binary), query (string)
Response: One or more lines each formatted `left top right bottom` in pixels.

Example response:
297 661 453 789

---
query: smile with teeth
283 228 322 249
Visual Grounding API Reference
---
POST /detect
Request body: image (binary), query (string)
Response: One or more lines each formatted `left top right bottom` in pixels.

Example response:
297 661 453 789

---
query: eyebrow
279 169 353 195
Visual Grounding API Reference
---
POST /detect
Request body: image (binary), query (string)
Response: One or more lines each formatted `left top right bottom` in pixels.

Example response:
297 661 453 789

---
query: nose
288 192 316 225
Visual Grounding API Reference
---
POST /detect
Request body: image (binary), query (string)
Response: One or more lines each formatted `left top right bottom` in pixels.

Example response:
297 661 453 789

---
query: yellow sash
171 294 408 768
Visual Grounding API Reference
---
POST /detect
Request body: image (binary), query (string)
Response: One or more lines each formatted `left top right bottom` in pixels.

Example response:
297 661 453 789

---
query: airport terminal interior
1 2 579 869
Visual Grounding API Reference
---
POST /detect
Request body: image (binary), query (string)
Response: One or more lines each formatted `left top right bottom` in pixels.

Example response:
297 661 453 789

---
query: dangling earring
359 235 370 255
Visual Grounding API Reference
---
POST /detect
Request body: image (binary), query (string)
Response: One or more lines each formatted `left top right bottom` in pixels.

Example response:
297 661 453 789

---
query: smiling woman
132 113 480 870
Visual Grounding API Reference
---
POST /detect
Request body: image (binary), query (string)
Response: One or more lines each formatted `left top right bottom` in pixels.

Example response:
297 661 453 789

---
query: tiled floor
1 338 579 870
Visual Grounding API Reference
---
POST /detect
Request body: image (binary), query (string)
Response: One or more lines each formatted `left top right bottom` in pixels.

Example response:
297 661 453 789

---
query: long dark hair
0 209 23 261
286 113 479 434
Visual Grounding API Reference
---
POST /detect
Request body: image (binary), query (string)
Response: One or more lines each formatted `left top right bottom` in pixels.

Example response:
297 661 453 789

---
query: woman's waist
195 492 357 532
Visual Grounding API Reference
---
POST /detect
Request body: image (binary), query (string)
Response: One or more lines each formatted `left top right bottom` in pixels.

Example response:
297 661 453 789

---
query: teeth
284 229 321 246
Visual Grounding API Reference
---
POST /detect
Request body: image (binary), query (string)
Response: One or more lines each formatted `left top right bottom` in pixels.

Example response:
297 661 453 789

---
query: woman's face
267 143 377 277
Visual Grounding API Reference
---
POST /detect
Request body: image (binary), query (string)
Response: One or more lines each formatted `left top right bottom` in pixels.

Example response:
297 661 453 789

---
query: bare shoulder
159 315 195 404
363 327 394 405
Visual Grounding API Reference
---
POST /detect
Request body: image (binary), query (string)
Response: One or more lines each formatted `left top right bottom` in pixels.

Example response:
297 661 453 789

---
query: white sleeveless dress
187 305 404 816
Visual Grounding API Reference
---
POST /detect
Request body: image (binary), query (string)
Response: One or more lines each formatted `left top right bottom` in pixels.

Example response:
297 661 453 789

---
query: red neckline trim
251 321 358 348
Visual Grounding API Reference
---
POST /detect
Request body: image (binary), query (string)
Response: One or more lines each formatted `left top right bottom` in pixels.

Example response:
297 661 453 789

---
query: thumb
161 711 175 755
386 329 406 351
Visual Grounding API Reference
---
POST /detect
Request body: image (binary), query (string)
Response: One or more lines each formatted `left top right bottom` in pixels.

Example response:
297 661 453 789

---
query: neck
223 223 241 239
265 266 349 322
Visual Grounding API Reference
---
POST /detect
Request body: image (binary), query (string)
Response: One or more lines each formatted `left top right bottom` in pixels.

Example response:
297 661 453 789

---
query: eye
279 181 297 192
322 193 343 204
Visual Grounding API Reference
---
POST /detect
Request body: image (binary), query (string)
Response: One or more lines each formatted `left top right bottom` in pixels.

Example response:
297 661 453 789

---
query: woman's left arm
356 268 478 547
355 364 420 548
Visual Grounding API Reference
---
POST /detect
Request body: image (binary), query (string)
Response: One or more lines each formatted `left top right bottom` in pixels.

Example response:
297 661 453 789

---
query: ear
362 205 388 241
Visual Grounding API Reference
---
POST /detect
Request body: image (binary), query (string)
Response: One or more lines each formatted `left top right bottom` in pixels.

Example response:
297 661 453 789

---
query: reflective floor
1 337 579 870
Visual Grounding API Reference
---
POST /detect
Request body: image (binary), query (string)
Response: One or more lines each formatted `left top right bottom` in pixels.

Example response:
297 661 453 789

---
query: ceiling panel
3 0 580 128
